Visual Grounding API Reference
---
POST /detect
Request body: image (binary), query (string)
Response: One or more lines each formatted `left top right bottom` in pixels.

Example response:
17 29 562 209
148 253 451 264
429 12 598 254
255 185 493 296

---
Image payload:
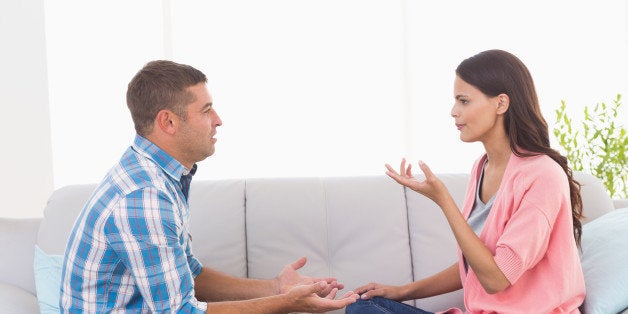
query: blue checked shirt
60 134 207 313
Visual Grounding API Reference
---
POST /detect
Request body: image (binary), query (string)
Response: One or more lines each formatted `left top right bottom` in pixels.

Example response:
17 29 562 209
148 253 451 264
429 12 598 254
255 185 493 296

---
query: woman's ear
155 109 179 135
496 94 510 115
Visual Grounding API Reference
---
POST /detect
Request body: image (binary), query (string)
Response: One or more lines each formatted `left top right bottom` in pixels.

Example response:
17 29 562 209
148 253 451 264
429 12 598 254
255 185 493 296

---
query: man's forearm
204 294 293 314
194 267 279 302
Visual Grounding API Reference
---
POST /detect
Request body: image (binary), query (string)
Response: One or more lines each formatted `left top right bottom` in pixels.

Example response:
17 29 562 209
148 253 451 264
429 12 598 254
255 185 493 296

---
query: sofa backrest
574 171 616 224
245 176 415 313
37 184 96 255
188 179 247 278
407 173 469 311
36 180 249 274
35 175 416 314
32 171 615 311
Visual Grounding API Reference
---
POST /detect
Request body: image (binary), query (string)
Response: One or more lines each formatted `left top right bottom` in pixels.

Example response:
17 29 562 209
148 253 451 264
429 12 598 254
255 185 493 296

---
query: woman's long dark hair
455 49 583 246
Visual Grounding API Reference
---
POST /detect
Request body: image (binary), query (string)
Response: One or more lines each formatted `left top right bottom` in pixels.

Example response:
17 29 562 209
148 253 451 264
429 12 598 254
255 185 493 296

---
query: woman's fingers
418 160 435 179
353 283 377 295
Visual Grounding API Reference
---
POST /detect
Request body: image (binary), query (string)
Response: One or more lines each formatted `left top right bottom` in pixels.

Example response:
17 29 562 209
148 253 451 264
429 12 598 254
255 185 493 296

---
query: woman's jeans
346 297 434 314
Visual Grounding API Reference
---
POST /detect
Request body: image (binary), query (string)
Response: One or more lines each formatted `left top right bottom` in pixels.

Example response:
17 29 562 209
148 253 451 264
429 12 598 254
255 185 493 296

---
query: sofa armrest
612 198 628 209
0 282 39 314
0 217 41 295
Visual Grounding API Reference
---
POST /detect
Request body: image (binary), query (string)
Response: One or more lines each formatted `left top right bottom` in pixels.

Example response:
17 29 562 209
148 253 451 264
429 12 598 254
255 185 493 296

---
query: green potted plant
554 94 628 199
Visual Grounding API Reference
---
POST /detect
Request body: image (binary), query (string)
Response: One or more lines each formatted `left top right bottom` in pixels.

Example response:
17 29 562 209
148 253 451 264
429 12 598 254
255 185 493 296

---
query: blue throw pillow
33 245 63 314
580 207 628 314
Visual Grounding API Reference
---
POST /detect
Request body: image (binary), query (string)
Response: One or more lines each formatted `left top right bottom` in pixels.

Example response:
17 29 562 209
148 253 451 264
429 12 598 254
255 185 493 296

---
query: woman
347 50 585 313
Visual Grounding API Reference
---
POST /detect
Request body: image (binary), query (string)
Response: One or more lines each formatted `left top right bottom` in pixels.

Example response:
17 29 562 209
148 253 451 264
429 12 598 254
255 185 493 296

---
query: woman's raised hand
385 158 450 206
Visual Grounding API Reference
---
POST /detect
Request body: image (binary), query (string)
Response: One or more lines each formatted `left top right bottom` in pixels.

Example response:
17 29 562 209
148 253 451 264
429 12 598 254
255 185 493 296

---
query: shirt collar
131 134 196 182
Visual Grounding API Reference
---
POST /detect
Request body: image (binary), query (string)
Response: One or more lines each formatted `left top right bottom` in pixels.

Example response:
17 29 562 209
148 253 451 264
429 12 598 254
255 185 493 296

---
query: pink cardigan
442 153 585 314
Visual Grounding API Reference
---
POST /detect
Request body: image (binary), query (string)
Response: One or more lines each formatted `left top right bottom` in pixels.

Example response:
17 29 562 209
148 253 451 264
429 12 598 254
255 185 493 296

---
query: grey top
468 183 496 236
465 160 496 272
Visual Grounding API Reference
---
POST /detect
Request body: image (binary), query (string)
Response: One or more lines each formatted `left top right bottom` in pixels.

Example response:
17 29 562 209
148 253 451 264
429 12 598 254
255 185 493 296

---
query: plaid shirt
60 134 207 313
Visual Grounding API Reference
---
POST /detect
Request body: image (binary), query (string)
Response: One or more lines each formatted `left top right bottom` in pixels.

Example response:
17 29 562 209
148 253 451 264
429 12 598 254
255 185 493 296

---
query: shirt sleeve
106 187 207 313
186 233 203 278
493 170 566 284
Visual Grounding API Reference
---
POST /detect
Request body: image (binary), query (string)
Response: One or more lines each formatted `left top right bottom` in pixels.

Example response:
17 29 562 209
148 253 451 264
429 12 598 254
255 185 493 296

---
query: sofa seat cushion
0 281 39 314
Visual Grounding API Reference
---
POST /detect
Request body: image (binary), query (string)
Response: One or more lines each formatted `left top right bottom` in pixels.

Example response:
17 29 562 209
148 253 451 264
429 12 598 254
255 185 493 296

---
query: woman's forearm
438 196 510 294
401 263 462 301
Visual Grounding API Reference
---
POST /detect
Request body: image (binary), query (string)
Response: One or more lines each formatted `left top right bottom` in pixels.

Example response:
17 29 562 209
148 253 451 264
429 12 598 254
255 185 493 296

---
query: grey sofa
1 172 626 313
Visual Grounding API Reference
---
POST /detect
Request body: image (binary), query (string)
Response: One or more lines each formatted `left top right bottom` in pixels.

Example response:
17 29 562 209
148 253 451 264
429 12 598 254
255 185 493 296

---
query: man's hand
286 281 358 313
276 256 344 297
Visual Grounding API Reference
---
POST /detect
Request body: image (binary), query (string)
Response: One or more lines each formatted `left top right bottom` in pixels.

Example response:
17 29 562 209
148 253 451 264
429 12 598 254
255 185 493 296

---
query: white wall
0 0 53 218
44 0 163 190
403 1 628 173
169 1 407 181
45 0 408 189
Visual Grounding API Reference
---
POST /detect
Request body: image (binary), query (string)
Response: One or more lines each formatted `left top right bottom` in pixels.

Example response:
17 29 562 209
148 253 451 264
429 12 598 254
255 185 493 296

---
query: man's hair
126 60 207 136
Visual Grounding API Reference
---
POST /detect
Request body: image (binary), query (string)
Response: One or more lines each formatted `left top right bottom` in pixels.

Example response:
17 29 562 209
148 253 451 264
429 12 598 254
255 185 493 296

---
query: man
60 60 358 313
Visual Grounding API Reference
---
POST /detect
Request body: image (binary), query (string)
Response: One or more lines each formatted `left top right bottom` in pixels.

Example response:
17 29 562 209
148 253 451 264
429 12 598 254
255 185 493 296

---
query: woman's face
451 76 506 143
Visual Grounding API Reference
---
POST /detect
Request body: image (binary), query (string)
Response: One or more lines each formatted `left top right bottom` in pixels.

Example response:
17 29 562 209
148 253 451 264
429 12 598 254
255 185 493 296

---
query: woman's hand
385 158 451 206
353 282 406 301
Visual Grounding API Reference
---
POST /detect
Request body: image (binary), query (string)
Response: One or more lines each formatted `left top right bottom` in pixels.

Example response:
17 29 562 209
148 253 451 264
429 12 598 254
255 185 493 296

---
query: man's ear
155 109 179 135
496 94 510 115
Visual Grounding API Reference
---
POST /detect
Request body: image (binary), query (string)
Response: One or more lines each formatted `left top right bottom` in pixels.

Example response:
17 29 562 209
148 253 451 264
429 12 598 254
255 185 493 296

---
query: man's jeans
346 297 434 314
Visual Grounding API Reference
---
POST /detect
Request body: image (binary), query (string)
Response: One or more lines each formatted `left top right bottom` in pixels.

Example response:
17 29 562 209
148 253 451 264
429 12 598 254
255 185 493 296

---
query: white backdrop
44 0 628 189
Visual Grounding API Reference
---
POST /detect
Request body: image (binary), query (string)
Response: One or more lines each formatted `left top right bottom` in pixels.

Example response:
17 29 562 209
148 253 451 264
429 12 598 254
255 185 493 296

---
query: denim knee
346 297 394 314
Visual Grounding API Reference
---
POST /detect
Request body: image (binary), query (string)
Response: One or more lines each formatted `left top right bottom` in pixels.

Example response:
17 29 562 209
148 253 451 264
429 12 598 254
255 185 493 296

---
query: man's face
177 83 222 166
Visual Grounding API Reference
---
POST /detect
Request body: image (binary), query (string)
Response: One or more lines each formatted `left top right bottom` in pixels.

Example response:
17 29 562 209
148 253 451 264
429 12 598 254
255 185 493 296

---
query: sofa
1 171 627 314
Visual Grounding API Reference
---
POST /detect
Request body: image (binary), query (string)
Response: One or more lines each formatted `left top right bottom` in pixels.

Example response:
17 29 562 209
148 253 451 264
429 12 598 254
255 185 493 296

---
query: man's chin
193 149 215 164
205 147 216 158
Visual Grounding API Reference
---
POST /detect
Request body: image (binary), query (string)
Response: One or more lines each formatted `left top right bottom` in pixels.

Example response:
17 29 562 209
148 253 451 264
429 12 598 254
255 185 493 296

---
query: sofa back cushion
37 184 97 255
37 179 248 279
188 179 247 278
574 171 615 224
245 176 415 312
407 173 468 312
